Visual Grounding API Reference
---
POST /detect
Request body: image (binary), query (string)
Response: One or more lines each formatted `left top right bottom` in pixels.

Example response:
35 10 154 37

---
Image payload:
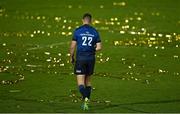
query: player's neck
83 24 90 26
83 22 91 25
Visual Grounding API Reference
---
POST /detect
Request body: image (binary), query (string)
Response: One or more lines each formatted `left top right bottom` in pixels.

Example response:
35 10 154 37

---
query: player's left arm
96 42 102 51
95 31 102 51
70 41 77 64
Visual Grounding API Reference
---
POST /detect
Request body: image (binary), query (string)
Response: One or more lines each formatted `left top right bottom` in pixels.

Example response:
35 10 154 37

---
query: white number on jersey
82 36 92 46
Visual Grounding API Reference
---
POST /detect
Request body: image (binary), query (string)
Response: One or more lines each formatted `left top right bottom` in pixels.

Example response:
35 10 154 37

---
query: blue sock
85 86 92 99
78 85 86 99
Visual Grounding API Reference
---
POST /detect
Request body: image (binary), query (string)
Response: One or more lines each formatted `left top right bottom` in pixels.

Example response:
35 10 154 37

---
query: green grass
0 0 180 113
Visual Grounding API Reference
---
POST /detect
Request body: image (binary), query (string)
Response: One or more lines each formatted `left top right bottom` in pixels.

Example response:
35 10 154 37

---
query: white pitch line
27 42 67 50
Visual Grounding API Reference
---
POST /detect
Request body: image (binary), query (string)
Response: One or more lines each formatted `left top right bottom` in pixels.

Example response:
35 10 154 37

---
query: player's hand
70 57 75 65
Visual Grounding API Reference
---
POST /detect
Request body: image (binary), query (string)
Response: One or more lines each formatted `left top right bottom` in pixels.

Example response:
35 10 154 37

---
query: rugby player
70 13 102 110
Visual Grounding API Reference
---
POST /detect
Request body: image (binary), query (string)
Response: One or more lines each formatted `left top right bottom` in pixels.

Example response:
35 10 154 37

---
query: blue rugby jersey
72 24 101 60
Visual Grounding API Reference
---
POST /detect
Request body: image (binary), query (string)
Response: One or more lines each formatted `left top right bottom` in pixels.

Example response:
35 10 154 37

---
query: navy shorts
74 59 95 75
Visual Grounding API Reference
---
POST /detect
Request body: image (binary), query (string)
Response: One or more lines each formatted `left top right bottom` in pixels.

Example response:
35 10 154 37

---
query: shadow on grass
1 95 180 112
92 99 180 113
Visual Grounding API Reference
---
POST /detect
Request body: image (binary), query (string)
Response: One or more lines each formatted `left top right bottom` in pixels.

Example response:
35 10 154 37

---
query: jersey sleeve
96 31 101 43
72 30 77 41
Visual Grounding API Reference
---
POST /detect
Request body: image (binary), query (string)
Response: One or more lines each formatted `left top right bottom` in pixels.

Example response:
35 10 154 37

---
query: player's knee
77 80 85 86
77 75 85 85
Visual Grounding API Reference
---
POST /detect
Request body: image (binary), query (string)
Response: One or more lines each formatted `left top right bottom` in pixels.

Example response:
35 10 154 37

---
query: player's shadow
92 99 180 113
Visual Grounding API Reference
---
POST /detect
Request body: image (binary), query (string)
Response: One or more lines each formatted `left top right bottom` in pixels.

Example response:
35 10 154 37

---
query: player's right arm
70 29 78 64
70 41 77 64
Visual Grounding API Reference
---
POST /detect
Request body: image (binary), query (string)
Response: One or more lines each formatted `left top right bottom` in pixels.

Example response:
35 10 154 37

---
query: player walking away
70 13 102 110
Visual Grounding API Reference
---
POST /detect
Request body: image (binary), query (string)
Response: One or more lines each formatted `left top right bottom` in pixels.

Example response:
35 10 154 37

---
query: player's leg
76 75 87 99
74 60 87 99
85 75 91 86
84 59 95 99
76 75 89 110
85 75 92 99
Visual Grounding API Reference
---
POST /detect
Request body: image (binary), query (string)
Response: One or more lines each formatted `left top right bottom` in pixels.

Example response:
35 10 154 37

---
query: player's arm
70 41 77 64
96 42 102 51
96 32 102 51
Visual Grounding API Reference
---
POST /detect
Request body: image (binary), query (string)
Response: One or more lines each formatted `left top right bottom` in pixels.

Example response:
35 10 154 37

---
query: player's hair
82 13 92 22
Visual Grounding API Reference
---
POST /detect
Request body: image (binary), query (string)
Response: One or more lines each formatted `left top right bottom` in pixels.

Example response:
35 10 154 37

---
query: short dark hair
82 13 92 21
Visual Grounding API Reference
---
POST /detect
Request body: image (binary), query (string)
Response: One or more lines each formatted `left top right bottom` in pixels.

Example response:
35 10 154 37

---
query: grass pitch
0 0 180 113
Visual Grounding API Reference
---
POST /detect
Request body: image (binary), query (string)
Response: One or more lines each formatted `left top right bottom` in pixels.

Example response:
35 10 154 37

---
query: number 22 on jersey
82 36 92 46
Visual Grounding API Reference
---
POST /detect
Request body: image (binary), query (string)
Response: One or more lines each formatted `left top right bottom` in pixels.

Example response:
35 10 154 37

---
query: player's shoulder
90 26 98 32
76 25 97 30
74 25 99 36
87 25 99 35
74 25 84 32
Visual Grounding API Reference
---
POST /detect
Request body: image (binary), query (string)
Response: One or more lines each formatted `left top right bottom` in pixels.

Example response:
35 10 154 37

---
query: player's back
73 24 101 60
